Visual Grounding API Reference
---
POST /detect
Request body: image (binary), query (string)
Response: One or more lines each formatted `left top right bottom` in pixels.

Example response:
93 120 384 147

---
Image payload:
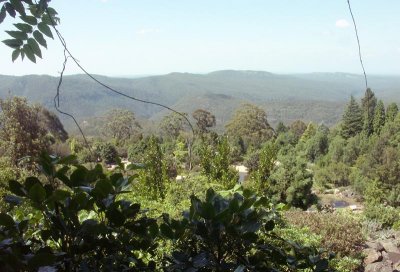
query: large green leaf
106 208 125 227
10 0 26 16
23 44 36 62
70 167 88 186
0 6 6 24
11 48 20 62
33 30 47 48
38 22 53 38
27 38 42 58
20 15 37 25
14 23 33 33
5 3 16 18
160 223 174 239
93 179 113 199
5 30 27 40
2 38 23 49
9 180 26 196
28 183 46 203
24 177 41 192
0 213 15 228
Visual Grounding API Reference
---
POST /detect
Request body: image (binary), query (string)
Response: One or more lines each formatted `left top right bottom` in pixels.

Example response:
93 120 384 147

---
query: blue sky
1 0 399 76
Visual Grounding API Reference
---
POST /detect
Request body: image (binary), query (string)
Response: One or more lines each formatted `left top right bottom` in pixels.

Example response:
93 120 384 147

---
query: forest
1 0 400 271
0 87 399 271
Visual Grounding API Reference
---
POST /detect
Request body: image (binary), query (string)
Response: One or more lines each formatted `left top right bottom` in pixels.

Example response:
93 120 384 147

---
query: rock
364 261 393 272
366 241 385 252
388 252 400 265
381 240 400 254
382 251 390 261
364 248 382 265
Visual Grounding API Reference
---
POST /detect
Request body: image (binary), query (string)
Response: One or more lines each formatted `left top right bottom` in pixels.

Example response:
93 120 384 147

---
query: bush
0 154 333 272
161 187 331 271
285 210 364 257
364 204 400 228
94 142 118 164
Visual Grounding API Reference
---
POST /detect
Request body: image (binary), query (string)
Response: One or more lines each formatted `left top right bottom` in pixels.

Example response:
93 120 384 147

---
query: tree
38 106 68 142
0 96 48 165
275 121 288 135
373 100 385 135
251 142 278 191
340 96 363 139
300 122 317 143
386 102 399 122
304 125 329 162
198 137 237 188
225 103 274 151
0 0 59 63
159 112 187 139
192 109 216 134
103 109 141 144
139 136 168 200
289 120 307 139
269 150 315 209
361 88 377 135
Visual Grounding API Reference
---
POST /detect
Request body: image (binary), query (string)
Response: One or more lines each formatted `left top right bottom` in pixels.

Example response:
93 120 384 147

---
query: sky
0 0 399 76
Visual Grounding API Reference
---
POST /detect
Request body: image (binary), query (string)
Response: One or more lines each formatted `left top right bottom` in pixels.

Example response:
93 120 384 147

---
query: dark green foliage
340 96 363 139
314 162 351 188
269 151 315 209
1 153 159 271
94 142 118 164
0 96 48 165
128 137 148 163
1 0 59 62
162 187 331 271
192 109 216 134
276 121 288 134
138 136 168 200
386 102 399 122
198 137 238 188
103 109 141 144
250 142 278 192
361 88 377 136
304 125 329 162
160 112 187 139
226 103 275 151
373 100 385 135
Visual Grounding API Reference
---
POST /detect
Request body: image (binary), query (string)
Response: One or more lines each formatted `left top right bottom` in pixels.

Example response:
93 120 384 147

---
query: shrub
94 142 118 164
1 154 158 271
285 210 364 257
161 187 331 271
364 204 400 228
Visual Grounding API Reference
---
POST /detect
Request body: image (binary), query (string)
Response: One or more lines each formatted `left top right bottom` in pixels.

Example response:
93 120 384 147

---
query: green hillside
0 71 399 132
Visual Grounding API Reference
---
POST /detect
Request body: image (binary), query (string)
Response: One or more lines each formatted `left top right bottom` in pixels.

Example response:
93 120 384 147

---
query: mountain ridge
0 70 399 132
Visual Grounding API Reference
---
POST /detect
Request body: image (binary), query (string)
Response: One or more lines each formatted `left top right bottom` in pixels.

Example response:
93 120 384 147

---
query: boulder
364 261 393 272
364 248 382 265
366 241 385 252
388 252 400 266
381 240 400 254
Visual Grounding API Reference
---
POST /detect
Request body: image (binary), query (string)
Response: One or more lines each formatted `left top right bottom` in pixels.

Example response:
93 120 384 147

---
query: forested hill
0 71 399 130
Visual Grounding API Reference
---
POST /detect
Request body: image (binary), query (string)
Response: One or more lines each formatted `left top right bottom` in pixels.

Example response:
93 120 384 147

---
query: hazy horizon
1 70 400 79
0 0 399 76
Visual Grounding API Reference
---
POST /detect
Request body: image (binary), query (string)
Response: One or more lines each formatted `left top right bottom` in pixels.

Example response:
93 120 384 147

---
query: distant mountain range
1 71 399 133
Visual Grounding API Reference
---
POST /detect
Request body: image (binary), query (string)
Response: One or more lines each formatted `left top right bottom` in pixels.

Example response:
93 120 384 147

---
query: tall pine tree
361 88 377 136
373 100 385 135
386 102 399 122
341 96 363 139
